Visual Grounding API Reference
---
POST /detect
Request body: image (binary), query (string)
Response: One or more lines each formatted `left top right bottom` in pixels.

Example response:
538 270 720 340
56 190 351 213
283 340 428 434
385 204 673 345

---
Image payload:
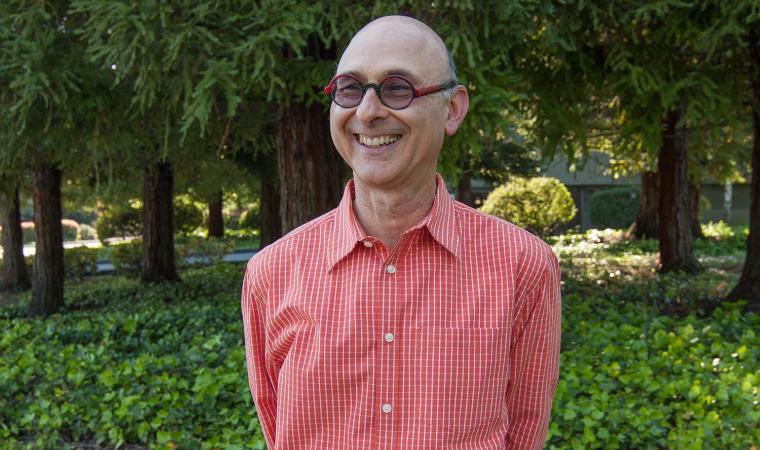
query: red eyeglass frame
324 73 457 109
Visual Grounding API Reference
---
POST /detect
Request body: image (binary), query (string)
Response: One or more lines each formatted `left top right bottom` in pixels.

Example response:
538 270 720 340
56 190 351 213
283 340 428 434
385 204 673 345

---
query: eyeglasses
324 74 457 110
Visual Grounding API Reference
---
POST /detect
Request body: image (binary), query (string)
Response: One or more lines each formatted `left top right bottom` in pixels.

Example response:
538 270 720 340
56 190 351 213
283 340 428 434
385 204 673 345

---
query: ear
444 86 469 136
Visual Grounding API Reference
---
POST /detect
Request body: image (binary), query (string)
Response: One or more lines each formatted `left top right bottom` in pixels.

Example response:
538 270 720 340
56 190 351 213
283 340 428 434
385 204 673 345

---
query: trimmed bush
590 186 640 229
63 246 99 280
76 223 98 241
95 206 141 242
110 240 143 277
61 219 80 242
237 199 260 231
174 196 205 237
96 197 205 241
176 237 236 268
480 176 577 237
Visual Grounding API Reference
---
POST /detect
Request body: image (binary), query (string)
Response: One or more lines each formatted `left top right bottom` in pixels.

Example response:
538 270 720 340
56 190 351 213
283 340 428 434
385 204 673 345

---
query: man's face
329 19 462 191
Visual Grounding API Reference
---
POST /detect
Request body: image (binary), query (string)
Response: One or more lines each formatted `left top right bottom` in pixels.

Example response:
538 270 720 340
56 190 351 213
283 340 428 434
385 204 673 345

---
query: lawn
0 227 757 449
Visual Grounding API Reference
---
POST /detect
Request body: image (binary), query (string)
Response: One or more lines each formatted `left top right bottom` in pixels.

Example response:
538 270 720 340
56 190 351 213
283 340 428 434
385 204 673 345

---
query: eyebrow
340 69 421 85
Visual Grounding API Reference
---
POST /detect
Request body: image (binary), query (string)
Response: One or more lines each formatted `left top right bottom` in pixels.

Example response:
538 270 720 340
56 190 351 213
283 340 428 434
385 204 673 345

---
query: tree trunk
0 185 31 292
277 101 343 233
456 170 475 207
207 190 224 238
728 27 760 312
28 164 64 317
658 106 701 273
142 160 180 283
689 182 704 239
259 163 282 249
629 171 659 239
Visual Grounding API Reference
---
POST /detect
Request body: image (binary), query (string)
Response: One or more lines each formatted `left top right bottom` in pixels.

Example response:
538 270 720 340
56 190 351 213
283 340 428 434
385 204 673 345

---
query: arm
506 249 562 450
241 256 278 448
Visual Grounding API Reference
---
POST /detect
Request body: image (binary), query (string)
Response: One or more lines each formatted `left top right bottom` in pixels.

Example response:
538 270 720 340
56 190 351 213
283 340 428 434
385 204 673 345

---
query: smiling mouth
356 134 401 148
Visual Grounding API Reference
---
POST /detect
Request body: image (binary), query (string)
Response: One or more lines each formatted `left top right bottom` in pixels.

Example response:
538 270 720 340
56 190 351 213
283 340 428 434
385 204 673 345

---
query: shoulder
452 200 553 255
452 200 558 287
245 208 338 281
248 209 337 270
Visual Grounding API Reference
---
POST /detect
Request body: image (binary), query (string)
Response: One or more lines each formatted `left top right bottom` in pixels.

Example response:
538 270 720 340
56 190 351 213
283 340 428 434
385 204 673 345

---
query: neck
352 175 438 250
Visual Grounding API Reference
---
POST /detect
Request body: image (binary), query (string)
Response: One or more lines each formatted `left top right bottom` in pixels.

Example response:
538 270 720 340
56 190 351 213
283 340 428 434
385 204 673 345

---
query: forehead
336 22 447 83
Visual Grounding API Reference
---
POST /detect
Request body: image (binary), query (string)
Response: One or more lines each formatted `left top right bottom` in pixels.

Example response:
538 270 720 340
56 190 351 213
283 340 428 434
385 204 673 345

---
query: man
242 15 561 450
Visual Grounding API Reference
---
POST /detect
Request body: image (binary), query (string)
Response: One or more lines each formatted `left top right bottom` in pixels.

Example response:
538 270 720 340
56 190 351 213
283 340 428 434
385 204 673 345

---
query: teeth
359 135 400 147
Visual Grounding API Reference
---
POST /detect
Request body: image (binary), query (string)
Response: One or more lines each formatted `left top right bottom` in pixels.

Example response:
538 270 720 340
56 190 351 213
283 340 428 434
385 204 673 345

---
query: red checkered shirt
241 174 562 450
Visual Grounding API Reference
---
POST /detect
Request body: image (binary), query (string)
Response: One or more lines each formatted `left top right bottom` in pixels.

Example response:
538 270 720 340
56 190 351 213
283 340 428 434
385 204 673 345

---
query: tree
515 1 758 273
728 26 760 312
454 137 541 207
629 171 659 239
0 0 107 315
658 106 700 272
0 178 30 292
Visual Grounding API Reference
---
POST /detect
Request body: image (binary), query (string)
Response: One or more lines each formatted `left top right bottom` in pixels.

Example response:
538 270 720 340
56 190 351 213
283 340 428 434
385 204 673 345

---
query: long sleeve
506 249 562 449
241 256 278 448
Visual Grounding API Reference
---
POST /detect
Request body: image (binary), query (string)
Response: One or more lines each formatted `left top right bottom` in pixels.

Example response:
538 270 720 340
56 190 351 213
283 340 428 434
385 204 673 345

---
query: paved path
95 249 257 274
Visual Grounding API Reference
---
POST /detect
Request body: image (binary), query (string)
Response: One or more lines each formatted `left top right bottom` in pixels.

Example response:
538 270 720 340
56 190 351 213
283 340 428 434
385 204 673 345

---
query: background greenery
1 227 758 449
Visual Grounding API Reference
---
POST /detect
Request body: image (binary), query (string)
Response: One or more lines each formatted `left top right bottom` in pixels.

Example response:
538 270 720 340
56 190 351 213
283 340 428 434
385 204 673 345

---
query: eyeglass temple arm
414 81 458 97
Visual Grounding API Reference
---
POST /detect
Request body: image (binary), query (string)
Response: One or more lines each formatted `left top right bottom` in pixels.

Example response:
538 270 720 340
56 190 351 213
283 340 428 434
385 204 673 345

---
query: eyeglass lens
333 76 414 109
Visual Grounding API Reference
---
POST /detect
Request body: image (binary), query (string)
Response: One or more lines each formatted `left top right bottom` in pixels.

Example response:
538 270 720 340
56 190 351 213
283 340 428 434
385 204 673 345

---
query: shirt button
363 241 373 248
386 264 396 274
382 403 392 414
384 333 394 343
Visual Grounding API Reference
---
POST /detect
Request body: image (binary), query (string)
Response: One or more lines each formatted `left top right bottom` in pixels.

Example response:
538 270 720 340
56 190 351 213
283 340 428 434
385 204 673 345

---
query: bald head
338 16 456 84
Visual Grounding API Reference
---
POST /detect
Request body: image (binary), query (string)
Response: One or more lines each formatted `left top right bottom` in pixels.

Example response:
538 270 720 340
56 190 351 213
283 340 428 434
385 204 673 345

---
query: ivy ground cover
0 229 758 449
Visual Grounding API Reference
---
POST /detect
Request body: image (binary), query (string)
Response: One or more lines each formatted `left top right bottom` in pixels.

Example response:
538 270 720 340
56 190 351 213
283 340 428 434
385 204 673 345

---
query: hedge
0 237 757 449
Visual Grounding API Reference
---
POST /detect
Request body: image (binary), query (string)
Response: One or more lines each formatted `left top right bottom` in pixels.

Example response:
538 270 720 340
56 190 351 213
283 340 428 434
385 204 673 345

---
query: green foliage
76 223 98 241
96 196 205 241
61 220 79 242
701 221 745 241
95 206 141 242
173 195 205 237
237 200 260 231
548 297 759 449
109 240 142 277
694 222 748 257
2 234 757 448
0 264 267 449
175 237 236 268
63 246 99 280
590 186 640 229
480 176 577 237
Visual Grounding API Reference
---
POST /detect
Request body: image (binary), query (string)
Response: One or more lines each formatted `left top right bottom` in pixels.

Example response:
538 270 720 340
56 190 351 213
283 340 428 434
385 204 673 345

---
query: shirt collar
329 174 460 270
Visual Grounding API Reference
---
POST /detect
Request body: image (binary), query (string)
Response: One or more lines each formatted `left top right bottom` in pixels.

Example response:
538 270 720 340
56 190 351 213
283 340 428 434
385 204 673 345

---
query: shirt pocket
410 327 510 432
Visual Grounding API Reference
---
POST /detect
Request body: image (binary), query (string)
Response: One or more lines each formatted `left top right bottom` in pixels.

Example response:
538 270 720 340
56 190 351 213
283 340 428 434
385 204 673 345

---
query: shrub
95 206 141 242
174 195 205 237
76 223 98 241
110 239 143 277
96 197 205 241
238 199 260 231
63 246 99 280
61 219 80 242
225 228 259 240
590 186 639 229
701 220 735 240
175 237 236 268
480 176 577 237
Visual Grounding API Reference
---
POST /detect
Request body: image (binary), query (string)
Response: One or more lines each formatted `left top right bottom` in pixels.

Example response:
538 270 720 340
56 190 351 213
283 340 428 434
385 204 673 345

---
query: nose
355 87 388 125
